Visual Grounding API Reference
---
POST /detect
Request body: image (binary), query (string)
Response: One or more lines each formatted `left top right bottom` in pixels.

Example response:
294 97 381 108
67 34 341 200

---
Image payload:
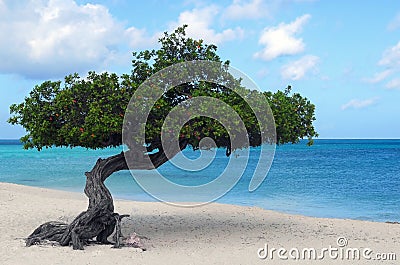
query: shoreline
1 182 399 264
2 181 398 224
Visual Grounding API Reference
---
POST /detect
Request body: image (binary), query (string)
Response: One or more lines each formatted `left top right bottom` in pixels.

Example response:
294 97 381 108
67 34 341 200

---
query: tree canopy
8 25 318 154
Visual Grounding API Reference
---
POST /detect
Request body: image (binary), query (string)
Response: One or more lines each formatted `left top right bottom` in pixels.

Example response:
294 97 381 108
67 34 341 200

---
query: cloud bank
0 0 156 79
0 0 249 79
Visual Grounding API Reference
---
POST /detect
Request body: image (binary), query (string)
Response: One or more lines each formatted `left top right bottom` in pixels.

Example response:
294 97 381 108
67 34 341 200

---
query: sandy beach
0 182 399 265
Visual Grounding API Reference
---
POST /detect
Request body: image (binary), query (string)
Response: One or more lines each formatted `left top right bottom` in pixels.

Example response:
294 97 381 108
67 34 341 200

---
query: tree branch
126 138 188 169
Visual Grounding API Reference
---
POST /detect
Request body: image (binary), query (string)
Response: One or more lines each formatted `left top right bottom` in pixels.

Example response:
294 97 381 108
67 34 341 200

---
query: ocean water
0 139 399 222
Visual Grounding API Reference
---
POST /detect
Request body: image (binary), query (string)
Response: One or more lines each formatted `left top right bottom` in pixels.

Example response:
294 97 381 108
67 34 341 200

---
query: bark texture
26 140 187 250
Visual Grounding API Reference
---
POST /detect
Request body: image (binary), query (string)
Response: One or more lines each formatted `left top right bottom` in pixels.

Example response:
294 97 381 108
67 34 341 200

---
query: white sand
0 182 399 265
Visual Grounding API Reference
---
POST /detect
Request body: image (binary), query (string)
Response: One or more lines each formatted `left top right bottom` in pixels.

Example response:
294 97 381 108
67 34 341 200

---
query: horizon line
1 138 400 141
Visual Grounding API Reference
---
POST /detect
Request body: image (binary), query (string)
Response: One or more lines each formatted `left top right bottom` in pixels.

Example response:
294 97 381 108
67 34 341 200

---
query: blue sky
1 0 399 139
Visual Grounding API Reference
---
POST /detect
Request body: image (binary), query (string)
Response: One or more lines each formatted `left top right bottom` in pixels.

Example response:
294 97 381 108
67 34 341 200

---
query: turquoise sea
0 139 399 222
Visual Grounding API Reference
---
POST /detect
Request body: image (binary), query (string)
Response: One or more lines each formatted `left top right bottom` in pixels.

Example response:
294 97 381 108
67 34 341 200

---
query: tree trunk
26 152 128 249
26 140 187 250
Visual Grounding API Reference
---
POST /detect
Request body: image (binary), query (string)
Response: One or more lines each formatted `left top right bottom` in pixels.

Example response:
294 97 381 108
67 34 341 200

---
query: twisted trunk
26 152 128 249
26 140 187 250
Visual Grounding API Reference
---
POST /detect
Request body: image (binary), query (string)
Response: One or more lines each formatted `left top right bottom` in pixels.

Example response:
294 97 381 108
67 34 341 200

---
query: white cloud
341 97 379 110
364 41 400 87
125 27 160 49
363 69 393 83
254 14 311 61
280 54 319 80
388 12 400 31
386 78 400 89
170 6 244 45
223 0 269 20
0 0 157 79
378 41 400 67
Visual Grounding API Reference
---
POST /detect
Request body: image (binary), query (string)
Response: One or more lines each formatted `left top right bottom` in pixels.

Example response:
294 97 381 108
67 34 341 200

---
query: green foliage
264 86 318 146
8 25 318 152
9 72 130 150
